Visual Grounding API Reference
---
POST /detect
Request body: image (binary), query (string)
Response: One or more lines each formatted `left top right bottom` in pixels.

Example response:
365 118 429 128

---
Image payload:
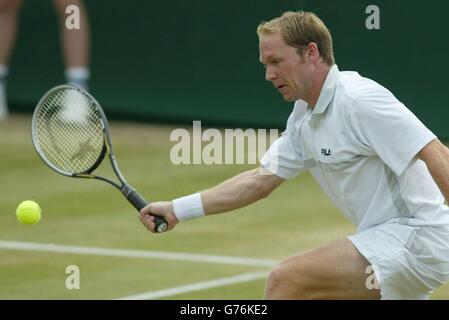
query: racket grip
124 188 168 233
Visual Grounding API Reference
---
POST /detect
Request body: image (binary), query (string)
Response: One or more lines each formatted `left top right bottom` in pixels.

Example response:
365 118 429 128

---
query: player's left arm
417 138 449 202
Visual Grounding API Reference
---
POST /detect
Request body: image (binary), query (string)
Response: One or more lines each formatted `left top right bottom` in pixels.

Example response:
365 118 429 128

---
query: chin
282 95 297 102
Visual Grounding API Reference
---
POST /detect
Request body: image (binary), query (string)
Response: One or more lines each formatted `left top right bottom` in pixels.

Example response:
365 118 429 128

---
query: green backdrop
7 0 449 137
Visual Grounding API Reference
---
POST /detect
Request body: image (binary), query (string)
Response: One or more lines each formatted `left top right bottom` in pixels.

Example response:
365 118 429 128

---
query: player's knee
0 0 22 13
265 266 285 295
265 264 313 299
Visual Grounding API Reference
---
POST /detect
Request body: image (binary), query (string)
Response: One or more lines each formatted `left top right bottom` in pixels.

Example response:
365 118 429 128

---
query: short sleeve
259 131 306 180
349 92 436 176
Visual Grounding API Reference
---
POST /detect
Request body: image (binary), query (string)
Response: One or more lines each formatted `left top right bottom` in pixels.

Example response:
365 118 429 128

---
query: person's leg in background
0 0 23 120
53 0 90 90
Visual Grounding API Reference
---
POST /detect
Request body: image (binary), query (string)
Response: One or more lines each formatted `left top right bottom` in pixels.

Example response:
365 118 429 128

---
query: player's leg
0 0 23 120
264 238 381 299
52 0 90 90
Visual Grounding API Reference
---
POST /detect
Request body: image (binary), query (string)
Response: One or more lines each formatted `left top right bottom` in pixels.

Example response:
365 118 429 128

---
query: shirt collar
311 64 339 114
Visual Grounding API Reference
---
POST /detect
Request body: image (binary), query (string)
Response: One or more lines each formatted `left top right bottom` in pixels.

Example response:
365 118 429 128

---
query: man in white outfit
139 11 449 299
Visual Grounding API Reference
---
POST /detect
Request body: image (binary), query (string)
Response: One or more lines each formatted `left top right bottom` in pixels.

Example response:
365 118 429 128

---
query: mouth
276 84 287 93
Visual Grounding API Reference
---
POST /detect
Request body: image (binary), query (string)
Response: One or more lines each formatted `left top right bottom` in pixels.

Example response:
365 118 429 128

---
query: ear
305 42 320 61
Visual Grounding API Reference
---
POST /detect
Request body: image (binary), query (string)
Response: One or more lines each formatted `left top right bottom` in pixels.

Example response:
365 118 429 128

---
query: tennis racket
31 84 168 233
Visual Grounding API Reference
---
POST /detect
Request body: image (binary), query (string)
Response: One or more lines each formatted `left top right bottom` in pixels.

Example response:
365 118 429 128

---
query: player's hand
139 201 178 233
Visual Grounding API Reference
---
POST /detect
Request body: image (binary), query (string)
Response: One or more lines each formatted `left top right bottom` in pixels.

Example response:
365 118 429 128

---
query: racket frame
31 85 168 232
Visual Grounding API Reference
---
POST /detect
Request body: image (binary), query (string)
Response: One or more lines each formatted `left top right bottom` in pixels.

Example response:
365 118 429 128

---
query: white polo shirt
261 65 449 231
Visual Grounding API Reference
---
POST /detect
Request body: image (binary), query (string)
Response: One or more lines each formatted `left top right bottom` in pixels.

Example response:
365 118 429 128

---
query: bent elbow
248 168 283 200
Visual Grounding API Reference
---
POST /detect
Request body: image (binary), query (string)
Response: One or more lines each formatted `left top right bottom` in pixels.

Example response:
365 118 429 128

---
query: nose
265 65 277 82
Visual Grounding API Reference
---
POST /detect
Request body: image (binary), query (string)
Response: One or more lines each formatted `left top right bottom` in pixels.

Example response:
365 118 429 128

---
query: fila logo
321 148 332 157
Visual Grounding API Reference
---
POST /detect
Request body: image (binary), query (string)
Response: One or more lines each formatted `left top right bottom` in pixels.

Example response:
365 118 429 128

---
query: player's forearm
169 167 283 224
201 168 274 215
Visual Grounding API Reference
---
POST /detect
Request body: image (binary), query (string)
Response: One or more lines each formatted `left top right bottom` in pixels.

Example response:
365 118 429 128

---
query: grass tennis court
1 115 449 299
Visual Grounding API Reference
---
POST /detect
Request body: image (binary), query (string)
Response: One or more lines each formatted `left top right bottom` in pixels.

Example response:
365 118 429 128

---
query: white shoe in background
0 82 9 121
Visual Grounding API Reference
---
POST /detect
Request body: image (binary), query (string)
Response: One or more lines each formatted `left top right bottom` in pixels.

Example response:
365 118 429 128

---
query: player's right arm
139 167 284 232
202 166 284 213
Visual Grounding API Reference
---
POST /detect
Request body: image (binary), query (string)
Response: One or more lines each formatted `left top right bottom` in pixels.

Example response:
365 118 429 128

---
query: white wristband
172 193 205 222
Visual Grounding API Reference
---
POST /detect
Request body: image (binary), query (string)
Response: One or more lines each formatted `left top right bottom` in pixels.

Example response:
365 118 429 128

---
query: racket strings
33 88 105 174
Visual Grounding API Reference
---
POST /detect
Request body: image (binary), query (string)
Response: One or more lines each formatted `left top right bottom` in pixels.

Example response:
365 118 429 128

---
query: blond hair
257 11 335 66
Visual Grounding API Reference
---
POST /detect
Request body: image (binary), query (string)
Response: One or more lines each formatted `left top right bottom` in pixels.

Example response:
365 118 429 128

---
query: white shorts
348 222 449 300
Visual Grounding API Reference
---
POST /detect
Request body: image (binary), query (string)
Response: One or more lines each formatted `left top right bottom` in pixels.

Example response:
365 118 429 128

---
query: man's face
259 32 312 102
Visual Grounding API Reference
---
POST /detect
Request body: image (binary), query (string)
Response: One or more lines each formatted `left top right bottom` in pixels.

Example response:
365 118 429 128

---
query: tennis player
140 11 449 300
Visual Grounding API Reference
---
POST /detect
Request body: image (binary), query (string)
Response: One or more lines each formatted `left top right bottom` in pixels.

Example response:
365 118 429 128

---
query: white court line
0 240 277 268
116 270 270 300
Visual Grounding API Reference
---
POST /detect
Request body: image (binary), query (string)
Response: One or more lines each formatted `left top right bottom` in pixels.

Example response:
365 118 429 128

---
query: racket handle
124 187 168 233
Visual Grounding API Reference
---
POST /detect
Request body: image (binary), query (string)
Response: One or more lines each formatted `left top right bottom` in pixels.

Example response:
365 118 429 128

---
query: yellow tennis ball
16 200 41 225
